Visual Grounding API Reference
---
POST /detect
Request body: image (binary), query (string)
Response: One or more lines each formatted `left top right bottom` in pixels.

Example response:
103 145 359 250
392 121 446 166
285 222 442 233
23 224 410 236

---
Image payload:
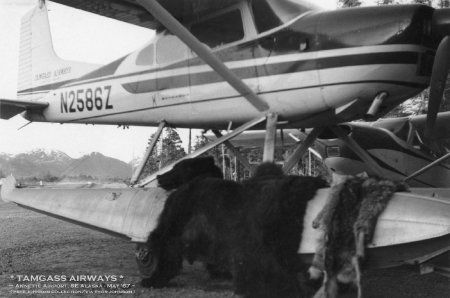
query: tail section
17 0 98 100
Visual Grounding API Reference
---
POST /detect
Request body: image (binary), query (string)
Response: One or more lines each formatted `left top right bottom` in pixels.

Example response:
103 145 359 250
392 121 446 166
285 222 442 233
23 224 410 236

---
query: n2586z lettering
60 86 113 113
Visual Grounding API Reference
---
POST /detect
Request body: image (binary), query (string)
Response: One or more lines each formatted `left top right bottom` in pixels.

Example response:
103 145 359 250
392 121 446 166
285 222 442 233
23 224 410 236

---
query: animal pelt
311 176 408 298
156 156 223 190
235 170 328 298
142 159 328 298
251 161 285 178
142 171 243 287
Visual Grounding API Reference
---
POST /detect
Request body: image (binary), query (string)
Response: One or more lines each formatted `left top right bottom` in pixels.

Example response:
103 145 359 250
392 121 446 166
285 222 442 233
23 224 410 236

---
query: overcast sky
0 0 373 162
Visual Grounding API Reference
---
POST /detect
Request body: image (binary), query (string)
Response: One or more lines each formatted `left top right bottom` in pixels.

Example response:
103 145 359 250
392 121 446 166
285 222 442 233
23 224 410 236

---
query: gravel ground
0 200 448 298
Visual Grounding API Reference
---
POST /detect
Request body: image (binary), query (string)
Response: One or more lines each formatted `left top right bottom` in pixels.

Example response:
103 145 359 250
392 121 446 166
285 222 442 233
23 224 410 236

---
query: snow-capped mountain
63 152 132 179
0 149 131 179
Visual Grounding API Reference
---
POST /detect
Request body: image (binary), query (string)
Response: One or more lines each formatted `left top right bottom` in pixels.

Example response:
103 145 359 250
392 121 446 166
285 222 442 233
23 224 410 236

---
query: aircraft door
155 35 193 125
256 31 322 117
187 6 260 125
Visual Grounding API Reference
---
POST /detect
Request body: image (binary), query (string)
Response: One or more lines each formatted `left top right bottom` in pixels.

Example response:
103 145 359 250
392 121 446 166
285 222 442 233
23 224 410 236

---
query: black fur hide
143 175 244 287
143 159 327 298
157 157 223 190
237 171 327 298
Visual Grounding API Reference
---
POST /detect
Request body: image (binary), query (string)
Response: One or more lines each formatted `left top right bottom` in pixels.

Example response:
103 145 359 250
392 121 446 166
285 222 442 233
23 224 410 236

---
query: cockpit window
156 35 189 64
190 10 244 48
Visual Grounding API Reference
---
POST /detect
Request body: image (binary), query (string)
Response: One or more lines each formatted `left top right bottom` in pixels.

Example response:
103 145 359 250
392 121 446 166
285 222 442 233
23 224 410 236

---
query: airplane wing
50 0 241 30
0 99 48 120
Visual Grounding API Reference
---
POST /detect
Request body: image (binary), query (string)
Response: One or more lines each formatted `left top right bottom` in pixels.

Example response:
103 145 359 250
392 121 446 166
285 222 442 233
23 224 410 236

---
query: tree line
138 128 327 181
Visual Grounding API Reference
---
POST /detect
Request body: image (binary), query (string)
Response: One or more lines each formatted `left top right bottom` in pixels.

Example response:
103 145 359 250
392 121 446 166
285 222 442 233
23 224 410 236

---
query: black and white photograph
0 0 449 297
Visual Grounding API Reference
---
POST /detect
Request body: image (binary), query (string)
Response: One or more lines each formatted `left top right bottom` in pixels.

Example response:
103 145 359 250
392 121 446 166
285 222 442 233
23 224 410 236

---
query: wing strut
136 0 269 112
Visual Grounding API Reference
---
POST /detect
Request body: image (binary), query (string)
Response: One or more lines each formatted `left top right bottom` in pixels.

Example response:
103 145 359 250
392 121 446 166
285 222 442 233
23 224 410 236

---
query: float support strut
405 151 450 182
263 113 278 162
130 121 166 185
136 114 267 187
283 127 323 173
329 125 385 177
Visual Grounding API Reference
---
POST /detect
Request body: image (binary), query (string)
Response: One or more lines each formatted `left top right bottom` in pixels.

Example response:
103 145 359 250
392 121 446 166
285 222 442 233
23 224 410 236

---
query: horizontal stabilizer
1 176 168 242
0 98 48 119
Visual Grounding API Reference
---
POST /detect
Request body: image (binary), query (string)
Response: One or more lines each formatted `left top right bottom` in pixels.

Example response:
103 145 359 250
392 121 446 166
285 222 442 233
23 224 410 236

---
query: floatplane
0 0 449 278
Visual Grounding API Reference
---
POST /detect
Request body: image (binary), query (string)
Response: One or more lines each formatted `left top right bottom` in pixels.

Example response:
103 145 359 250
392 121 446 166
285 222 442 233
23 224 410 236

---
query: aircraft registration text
60 86 113 113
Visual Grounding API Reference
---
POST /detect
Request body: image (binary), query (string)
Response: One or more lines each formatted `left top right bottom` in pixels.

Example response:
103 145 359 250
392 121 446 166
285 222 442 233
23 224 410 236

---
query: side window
136 44 154 66
156 36 189 64
190 10 244 48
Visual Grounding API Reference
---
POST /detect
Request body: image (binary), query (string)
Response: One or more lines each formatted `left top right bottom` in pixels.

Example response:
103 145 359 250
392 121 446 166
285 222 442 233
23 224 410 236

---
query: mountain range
0 149 133 180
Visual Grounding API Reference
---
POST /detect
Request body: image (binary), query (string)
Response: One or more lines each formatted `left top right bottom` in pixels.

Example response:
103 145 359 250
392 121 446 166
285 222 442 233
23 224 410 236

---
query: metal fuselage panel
27 5 434 129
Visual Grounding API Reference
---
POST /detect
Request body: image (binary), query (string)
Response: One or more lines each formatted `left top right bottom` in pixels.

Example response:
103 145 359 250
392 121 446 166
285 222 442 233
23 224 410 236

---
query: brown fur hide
311 176 408 298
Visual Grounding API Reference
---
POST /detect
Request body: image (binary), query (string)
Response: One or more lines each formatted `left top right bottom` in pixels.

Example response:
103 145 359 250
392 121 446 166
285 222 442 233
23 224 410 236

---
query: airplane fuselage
22 3 435 129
